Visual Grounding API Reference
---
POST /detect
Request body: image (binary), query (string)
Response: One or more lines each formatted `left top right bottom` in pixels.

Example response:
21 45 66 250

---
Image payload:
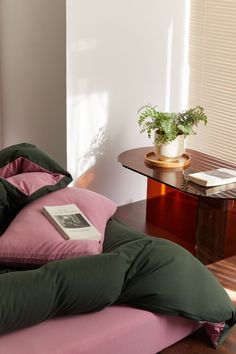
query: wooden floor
115 200 196 253
115 199 175 235
115 203 236 354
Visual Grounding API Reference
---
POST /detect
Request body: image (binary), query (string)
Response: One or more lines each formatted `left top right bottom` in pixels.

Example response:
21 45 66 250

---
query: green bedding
0 144 235 348
0 143 72 235
0 218 235 348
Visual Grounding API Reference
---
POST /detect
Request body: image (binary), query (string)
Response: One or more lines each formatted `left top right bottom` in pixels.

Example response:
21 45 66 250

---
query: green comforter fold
0 219 235 348
0 143 72 234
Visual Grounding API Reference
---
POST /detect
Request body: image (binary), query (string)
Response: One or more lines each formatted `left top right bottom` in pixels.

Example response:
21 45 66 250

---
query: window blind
187 0 236 164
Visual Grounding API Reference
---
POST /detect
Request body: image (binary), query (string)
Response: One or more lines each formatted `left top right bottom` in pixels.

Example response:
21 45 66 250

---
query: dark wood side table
160 255 236 354
117 147 236 265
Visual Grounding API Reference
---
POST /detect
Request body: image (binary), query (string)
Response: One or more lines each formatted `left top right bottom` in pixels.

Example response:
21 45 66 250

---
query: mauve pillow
0 187 117 267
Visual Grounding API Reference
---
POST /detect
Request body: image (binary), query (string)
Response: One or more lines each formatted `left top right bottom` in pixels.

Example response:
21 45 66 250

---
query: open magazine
42 204 101 241
185 168 236 187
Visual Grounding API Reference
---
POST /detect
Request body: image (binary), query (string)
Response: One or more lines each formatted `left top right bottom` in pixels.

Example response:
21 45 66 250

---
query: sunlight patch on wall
67 91 108 182
181 0 191 110
71 38 97 53
165 21 173 112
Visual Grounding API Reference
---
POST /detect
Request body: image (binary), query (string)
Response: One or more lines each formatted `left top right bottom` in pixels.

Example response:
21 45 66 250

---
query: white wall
67 0 189 205
0 0 67 167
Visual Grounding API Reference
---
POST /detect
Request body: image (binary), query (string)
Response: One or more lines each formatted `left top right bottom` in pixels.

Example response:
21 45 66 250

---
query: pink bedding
0 306 201 354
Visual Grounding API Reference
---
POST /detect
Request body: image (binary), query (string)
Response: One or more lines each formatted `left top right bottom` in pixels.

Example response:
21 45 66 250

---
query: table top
118 147 236 199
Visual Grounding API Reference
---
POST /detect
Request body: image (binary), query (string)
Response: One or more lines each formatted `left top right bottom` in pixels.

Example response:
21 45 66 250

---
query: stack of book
184 168 236 196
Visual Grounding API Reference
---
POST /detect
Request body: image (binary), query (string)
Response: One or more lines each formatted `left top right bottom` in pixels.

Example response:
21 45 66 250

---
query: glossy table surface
118 147 236 199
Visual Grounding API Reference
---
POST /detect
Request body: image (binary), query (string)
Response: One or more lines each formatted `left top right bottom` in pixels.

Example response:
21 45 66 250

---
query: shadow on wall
74 126 107 189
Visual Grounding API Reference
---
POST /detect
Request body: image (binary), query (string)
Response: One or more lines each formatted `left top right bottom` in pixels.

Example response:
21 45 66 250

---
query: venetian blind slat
187 0 236 164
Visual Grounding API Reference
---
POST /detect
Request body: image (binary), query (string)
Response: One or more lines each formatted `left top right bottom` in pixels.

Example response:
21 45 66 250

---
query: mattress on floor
0 306 201 354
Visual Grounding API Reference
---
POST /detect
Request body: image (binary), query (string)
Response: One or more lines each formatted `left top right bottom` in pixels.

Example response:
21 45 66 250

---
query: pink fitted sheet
0 306 201 354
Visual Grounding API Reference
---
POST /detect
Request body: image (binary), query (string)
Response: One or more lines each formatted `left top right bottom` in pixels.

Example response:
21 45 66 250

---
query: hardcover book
185 168 236 187
42 204 101 241
187 180 236 196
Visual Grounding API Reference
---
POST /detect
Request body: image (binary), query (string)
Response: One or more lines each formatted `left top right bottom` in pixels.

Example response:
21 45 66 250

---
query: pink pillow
0 187 117 267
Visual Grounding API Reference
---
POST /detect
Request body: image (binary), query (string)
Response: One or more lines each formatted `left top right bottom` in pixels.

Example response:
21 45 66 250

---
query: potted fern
138 105 208 161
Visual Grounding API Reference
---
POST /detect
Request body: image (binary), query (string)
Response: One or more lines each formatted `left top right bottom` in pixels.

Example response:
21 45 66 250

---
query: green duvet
0 219 235 348
0 144 235 348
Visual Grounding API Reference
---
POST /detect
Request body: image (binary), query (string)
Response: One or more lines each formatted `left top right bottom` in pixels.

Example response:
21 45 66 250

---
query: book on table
42 204 101 241
187 180 236 196
185 168 236 187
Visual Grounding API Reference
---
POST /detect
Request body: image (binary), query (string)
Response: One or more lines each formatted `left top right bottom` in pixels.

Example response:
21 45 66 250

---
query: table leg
196 197 228 265
146 178 198 255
